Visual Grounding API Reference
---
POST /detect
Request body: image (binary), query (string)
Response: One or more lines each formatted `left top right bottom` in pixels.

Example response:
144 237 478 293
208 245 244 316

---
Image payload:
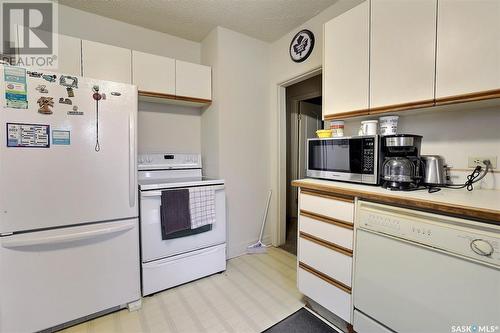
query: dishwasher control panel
357 202 500 267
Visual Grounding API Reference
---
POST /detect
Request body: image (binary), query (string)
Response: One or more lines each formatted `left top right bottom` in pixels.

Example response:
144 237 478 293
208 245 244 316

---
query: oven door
353 229 500 333
306 137 376 183
140 185 226 262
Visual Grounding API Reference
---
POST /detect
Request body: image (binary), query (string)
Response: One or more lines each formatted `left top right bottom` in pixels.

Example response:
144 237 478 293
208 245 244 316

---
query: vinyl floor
61 247 304 333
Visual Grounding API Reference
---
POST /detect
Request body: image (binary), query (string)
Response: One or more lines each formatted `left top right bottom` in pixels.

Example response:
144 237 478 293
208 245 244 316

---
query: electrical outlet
467 156 497 169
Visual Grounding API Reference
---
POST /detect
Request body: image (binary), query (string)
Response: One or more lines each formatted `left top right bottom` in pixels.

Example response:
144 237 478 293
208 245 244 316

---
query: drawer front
298 265 352 323
142 244 226 296
299 236 352 287
300 190 354 223
299 213 354 250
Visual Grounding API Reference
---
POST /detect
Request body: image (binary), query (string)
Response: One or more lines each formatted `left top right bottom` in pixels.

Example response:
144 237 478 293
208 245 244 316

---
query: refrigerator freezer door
0 218 141 333
0 67 138 233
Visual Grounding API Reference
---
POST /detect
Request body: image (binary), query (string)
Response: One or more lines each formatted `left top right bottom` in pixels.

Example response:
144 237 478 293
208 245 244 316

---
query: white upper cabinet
436 0 500 98
323 1 369 117
175 60 212 100
82 40 132 84
11 33 81 76
370 0 436 108
55 34 82 77
132 51 175 95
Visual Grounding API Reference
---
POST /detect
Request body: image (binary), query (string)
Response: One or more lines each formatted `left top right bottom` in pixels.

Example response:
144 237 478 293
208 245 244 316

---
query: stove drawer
142 243 226 296
140 186 226 262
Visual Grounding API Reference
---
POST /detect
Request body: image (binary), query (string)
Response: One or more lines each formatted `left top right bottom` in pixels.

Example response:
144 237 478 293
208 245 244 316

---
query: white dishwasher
353 201 500 333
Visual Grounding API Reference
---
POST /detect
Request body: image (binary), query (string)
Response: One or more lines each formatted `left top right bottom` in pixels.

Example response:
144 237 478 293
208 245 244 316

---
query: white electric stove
138 153 226 296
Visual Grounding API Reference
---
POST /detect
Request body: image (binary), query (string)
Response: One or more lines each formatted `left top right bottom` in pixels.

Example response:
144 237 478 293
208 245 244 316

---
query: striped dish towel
189 186 216 229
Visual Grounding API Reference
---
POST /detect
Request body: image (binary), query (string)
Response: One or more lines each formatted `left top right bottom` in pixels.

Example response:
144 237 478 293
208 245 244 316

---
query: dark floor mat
263 308 338 333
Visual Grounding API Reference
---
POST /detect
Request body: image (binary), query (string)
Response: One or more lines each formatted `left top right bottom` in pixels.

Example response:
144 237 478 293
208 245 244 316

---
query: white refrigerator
0 65 140 332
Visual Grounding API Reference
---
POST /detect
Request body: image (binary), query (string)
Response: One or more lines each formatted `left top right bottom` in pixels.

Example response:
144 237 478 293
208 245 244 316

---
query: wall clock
289 29 315 63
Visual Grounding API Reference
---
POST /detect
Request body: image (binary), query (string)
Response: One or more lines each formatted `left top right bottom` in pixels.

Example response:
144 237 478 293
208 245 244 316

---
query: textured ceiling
58 0 337 42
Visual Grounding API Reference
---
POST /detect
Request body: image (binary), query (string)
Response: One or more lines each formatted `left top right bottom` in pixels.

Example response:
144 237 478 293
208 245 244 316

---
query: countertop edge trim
292 180 500 224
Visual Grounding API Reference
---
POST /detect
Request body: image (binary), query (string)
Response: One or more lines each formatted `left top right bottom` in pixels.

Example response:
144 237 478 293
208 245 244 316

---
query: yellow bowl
316 129 332 138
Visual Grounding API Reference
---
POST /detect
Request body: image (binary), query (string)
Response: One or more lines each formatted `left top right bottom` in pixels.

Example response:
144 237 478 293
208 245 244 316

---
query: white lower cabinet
298 267 352 322
300 191 354 223
297 189 355 323
300 214 353 250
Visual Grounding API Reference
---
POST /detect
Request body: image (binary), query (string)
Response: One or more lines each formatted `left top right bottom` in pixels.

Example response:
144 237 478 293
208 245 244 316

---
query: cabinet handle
299 261 351 294
301 189 354 203
300 232 353 257
300 210 353 230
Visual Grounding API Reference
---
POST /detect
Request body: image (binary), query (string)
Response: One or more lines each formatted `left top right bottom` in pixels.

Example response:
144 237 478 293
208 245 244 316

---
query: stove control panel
358 203 500 267
138 153 201 170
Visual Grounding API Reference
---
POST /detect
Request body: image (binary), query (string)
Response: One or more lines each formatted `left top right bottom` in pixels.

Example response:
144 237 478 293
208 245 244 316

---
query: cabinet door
323 1 369 117
11 33 81 76
132 51 175 95
82 40 131 83
56 34 82 76
436 0 500 98
175 60 211 100
370 0 436 108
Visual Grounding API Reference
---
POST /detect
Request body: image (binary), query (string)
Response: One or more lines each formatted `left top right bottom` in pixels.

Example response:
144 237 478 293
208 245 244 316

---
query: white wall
336 107 500 189
201 27 271 258
56 4 204 154
268 0 500 247
268 0 365 245
200 29 220 178
138 102 202 154
58 4 200 63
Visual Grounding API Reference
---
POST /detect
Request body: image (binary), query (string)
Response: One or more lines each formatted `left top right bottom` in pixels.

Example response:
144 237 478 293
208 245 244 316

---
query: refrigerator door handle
1 221 135 249
129 108 136 208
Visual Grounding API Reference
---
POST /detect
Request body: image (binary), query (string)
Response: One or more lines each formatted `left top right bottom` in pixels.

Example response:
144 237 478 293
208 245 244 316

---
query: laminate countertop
292 178 500 224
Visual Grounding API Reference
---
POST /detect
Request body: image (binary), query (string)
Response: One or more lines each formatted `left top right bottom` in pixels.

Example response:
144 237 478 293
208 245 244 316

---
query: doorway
281 74 323 255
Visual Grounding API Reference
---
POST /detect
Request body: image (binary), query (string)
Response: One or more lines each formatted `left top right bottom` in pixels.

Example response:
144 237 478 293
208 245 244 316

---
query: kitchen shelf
138 90 212 108
324 88 500 121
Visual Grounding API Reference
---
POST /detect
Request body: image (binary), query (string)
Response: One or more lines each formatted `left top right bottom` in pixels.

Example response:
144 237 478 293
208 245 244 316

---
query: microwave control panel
362 137 376 174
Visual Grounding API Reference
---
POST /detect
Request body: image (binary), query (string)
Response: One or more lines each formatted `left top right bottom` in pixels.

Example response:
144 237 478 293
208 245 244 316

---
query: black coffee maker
380 134 423 190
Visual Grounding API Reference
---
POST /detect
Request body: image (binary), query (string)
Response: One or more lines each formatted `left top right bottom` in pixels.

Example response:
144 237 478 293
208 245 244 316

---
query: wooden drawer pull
300 232 353 257
299 261 352 294
300 210 353 230
301 189 354 203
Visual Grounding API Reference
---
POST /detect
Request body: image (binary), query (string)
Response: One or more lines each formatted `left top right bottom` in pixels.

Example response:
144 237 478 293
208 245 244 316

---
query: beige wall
268 0 364 245
268 0 500 247
55 4 204 155
201 27 271 258
137 102 202 154
58 4 201 63
336 107 500 189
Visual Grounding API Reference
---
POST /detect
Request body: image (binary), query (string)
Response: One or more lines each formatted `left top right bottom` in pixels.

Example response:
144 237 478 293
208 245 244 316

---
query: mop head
247 241 270 254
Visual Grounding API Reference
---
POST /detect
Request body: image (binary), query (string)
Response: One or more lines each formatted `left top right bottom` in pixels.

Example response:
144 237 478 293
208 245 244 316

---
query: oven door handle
141 185 225 197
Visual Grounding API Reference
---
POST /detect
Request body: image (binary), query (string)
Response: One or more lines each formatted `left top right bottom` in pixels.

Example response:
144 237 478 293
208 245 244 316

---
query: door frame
275 67 322 246
287 96 322 221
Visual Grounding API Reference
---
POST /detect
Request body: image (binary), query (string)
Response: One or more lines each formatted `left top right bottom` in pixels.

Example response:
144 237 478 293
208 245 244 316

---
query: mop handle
258 190 272 242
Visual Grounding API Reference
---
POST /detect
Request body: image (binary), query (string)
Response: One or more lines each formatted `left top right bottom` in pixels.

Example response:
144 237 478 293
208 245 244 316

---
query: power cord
444 159 492 191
